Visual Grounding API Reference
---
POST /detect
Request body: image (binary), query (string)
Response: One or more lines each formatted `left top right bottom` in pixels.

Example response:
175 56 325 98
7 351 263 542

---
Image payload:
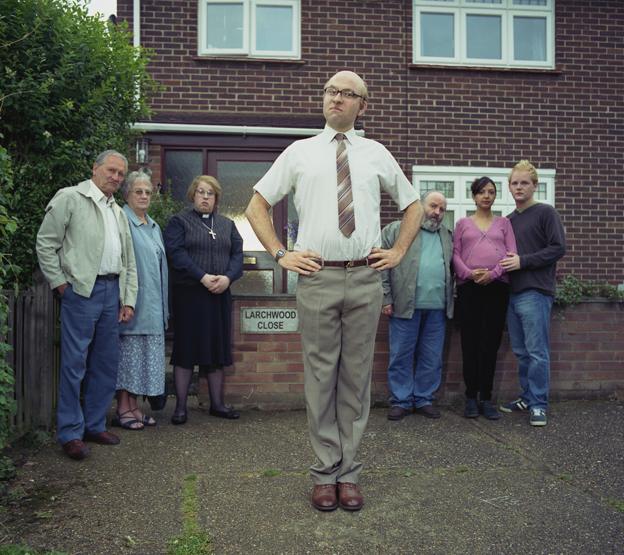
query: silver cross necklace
201 213 216 239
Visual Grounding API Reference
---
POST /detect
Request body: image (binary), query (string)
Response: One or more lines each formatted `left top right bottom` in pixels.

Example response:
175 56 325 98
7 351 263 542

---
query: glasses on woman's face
133 188 152 197
195 189 215 198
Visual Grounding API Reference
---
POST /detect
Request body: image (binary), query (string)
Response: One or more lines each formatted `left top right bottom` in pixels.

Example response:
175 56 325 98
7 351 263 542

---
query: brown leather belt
317 258 371 269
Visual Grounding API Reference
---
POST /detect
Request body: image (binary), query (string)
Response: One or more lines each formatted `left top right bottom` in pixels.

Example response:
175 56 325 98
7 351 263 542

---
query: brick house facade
116 0 624 405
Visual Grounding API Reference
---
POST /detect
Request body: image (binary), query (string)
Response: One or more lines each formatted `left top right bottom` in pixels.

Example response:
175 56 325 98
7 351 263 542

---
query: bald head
421 191 447 231
324 71 369 100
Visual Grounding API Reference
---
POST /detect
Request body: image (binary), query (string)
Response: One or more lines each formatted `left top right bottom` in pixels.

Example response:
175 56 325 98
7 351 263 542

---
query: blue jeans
57 280 120 444
507 289 554 411
387 309 446 409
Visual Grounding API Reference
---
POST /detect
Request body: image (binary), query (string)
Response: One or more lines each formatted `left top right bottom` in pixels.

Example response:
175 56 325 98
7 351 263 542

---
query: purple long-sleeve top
452 216 517 286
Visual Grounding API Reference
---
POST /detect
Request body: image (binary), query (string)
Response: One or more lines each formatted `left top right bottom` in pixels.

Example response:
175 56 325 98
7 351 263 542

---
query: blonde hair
186 175 222 204
509 160 538 184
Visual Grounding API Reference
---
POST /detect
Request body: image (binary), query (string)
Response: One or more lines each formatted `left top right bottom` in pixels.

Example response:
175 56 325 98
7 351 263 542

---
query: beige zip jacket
36 180 138 307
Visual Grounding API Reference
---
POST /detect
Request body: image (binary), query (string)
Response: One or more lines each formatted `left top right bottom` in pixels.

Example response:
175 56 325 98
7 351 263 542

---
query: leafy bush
555 275 624 307
0 0 157 286
0 145 18 457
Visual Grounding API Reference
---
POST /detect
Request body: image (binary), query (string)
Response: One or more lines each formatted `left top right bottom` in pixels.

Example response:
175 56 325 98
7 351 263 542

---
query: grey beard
421 218 442 232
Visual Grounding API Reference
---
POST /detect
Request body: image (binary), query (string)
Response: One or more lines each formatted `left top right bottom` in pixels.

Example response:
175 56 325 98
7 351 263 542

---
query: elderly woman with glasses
114 170 169 430
164 175 243 425
452 176 517 421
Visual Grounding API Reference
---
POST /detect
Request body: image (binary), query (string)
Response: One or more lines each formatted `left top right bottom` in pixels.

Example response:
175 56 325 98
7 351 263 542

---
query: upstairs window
413 0 554 69
199 0 300 59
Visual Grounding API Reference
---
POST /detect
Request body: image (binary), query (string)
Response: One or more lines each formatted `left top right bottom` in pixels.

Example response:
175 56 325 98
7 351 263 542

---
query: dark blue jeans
387 309 446 409
57 280 120 444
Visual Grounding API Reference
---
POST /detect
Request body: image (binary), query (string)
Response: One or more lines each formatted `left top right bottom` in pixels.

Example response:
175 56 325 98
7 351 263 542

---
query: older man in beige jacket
36 150 137 460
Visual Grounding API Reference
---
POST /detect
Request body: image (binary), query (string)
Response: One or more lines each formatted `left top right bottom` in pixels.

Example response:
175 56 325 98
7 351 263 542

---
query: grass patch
607 498 624 513
557 473 573 482
167 474 213 555
262 468 281 478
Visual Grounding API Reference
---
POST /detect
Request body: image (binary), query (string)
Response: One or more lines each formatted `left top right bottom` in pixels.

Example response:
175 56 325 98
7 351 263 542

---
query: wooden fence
4 271 58 435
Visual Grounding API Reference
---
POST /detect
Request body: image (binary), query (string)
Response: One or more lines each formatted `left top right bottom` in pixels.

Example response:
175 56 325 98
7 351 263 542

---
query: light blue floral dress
117 205 169 396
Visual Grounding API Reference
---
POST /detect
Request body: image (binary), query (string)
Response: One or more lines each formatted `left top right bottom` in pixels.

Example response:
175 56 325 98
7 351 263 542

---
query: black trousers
457 280 510 401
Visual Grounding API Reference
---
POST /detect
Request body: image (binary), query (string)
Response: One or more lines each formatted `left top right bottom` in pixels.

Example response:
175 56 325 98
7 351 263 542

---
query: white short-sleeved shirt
254 125 418 260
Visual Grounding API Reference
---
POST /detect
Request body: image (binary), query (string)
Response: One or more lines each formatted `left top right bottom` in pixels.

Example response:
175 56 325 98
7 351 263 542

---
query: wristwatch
274 249 286 263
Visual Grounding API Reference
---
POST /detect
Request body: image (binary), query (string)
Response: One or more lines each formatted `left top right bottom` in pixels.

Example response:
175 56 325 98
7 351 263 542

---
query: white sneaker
529 408 547 427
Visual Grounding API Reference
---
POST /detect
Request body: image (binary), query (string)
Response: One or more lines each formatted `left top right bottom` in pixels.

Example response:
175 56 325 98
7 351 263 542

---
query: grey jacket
36 180 138 307
381 221 454 319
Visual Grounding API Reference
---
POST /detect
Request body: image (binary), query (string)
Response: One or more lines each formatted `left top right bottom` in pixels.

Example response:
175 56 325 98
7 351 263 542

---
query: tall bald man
246 71 422 511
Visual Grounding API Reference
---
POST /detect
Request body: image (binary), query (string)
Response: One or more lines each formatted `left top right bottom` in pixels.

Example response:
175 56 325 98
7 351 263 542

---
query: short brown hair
186 175 223 204
509 160 538 184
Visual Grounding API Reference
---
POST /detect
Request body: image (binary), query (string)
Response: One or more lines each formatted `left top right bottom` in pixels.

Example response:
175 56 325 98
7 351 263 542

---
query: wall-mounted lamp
135 137 151 164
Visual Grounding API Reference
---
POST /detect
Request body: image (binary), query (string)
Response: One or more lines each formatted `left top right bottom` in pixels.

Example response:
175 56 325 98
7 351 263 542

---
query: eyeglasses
196 189 215 198
133 188 152 196
324 87 365 100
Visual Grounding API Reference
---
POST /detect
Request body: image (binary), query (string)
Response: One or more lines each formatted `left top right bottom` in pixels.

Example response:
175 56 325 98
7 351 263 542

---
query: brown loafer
337 482 364 511
62 439 90 460
388 405 410 421
414 405 441 419
311 484 338 511
83 431 120 445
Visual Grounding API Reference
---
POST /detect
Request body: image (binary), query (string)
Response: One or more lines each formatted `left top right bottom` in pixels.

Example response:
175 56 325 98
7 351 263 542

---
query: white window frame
413 0 554 69
198 0 301 59
412 165 556 229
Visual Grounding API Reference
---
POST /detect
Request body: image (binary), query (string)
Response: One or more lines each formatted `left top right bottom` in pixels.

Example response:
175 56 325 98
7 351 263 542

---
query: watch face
275 249 286 261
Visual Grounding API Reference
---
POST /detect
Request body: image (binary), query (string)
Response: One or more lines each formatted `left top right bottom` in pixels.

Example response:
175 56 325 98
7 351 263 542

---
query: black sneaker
499 398 528 413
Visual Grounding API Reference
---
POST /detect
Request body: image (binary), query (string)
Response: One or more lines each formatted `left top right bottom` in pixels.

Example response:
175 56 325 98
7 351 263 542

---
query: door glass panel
230 270 273 295
164 151 203 201
215 160 274 251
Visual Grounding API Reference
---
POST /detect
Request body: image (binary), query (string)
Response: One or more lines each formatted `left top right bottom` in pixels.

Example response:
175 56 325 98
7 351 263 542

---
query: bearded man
381 191 454 421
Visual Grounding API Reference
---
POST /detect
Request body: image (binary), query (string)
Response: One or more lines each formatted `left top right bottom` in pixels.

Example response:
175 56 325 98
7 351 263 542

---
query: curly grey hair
121 170 152 199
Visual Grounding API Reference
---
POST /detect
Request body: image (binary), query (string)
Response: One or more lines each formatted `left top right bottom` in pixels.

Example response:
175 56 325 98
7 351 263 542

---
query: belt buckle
345 260 354 268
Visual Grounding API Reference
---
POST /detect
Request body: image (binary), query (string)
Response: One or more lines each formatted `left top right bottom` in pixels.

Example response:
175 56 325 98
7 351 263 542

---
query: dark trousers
457 280 509 401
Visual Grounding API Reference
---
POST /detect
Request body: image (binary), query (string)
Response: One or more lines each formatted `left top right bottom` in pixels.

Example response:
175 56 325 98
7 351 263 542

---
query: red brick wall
117 0 624 285
216 299 624 408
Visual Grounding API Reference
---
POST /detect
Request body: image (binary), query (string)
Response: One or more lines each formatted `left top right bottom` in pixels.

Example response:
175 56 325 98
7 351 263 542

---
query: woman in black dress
164 175 243 424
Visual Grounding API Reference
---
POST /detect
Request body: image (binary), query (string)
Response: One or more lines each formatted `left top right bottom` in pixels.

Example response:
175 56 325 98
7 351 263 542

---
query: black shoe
414 405 441 419
480 400 501 420
464 398 479 418
209 407 240 420
171 412 187 425
147 394 168 411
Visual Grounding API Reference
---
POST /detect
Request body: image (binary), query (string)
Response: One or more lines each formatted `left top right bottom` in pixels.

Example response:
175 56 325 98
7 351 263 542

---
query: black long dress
164 209 243 369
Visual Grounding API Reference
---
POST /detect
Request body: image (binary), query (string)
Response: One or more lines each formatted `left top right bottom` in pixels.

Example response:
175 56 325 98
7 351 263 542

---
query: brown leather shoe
83 431 120 445
62 439 90 460
311 484 338 511
388 405 410 421
414 405 441 419
338 482 364 511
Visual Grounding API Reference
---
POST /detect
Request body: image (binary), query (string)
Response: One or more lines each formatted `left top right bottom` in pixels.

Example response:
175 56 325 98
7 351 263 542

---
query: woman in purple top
453 177 517 420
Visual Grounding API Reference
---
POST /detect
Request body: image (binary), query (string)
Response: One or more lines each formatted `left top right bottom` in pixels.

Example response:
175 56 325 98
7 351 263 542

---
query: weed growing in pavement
0 546 66 555
262 468 281 477
168 474 213 555
607 498 624 513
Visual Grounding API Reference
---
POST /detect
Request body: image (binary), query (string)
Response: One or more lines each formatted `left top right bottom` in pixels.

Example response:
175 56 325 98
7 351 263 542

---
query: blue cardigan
120 204 169 335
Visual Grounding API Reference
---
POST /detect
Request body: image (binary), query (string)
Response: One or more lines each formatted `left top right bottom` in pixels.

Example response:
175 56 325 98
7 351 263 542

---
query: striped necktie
335 133 355 237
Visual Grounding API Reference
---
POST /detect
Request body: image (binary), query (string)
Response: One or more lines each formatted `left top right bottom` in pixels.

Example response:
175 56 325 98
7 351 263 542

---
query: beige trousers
296 266 383 484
